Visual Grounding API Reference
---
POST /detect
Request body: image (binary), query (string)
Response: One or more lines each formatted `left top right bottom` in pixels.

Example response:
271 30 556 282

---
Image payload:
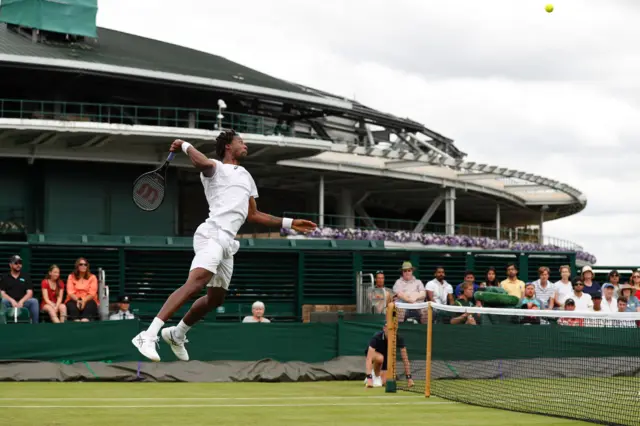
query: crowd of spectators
368 262 640 327
0 254 134 324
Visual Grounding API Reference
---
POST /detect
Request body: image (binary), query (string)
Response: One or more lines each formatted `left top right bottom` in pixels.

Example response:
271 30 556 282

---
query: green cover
474 291 519 307
0 0 97 38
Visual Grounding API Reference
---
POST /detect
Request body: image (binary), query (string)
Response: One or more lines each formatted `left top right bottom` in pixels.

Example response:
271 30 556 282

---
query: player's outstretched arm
170 139 216 177
246 197 317 233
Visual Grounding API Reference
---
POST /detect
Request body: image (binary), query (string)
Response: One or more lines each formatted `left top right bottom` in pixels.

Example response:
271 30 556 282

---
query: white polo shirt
570 291 593 311
425 279 453 305
554 280 573 305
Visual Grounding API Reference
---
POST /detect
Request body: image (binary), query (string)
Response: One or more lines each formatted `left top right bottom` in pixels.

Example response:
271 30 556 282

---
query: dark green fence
1 235 577 321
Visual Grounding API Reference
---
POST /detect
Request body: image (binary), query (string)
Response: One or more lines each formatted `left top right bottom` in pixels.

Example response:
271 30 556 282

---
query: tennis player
132 130 316 362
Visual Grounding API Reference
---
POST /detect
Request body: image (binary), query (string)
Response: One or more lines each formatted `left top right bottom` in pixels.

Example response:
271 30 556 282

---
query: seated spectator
591 292 602 312
424 266 453 305
558 299 584 326
454 271 479 298
479 266 499 288
617 284 640 312
41 264 67 323
580 265 601 298
519 283 543 324
614 297 637 328
604 270 621 292
532 266 555 309
65 257 98 322
568 277 593 311
630 269 640 299
551 265 573 309
500 263 526 299
600 283 617 313
0 255 38 324
394 261 428 323
109 295 135 320
368 270 392 314
242 301 271 323
449 282 479 325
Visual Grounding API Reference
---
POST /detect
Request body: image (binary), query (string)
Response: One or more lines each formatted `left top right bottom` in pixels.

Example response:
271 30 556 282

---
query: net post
384 301 397 393
425 302 433 398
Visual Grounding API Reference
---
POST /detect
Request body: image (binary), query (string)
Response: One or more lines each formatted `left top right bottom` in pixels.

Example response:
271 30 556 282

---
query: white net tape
395 301 640 321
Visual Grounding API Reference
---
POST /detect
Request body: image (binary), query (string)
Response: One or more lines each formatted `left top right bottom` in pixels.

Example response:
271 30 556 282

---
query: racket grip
167 152 176 162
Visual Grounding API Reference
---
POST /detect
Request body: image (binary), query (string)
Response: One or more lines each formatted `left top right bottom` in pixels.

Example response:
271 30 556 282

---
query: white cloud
97 0 640 265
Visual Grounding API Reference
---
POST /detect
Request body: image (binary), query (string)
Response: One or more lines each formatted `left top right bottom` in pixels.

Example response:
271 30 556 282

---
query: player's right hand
170 139 185 152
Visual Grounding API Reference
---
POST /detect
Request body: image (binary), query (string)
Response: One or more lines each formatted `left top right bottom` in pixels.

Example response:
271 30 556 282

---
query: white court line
0 396 420 401
0 402 457 409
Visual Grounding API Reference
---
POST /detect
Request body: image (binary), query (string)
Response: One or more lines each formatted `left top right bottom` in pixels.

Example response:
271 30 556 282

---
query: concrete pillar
444 188 456 236
318 175 325 228
188 112 196 129
338 187 355 228
496 204 501 240
539 205 548 244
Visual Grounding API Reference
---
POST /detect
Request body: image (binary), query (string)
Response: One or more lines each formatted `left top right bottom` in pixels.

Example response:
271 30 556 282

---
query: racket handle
167 152 176 162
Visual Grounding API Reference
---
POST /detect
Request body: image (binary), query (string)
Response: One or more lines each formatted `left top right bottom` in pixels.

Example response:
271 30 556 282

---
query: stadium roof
0 23 463 157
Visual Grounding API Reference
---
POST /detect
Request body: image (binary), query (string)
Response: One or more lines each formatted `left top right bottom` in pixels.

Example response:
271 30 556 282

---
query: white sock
174 320 191 339
146 317 165 336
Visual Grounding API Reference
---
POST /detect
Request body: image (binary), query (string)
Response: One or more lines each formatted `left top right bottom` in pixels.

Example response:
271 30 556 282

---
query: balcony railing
283 212 584 252
0 98 300 137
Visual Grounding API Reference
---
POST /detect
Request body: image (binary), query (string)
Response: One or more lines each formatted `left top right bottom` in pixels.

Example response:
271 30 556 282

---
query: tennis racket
132 152 175 211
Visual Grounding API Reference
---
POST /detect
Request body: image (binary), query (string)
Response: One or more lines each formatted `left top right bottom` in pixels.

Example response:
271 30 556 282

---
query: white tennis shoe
161 327 190 361
131 331 160 362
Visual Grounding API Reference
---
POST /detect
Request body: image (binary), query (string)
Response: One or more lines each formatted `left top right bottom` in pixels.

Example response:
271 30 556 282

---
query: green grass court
0 382 591 426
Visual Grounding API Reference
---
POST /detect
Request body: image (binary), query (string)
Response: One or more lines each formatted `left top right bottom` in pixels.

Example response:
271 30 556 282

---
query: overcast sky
97 0 639 265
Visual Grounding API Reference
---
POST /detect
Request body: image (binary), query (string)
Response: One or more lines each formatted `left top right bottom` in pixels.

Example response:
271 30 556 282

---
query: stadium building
0 1 596 322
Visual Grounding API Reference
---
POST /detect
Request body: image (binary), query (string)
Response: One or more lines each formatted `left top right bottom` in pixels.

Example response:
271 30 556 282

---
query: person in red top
65 257 99 322
41 264 67 323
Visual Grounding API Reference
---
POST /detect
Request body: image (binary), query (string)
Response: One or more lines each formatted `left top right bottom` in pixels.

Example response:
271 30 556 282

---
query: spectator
393 262 427 323
479 267 499 288
519 283 543 325
613 297 637 328
600 283 617 313
41 264 67 323
65 257 98 322
500 263 525 299
368 270 392 314
0 255 38 324
591 292 602 312
242 301 271 323
569 277 593 311
604 270 621 292
109 295 135 320
449 282 479 325
581 266 601 298
532 267 555 309
424 265 454 306
630 269 640 299
558 299 584 326
551 265 573 309
617 284 640 312
454 271 479 298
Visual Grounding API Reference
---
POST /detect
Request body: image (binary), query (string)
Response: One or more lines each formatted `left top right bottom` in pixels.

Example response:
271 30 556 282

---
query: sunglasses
11 261 22 265
402 269 412 273
78 263 88 266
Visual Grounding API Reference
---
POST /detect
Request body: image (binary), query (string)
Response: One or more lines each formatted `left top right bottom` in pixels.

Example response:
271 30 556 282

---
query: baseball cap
591 292 602 300
9 255 22 264
602 283 615 290
118 295 131 303
564 298 576 306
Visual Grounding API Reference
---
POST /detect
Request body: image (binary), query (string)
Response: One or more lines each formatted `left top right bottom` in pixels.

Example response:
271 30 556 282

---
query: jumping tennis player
132 130 317 362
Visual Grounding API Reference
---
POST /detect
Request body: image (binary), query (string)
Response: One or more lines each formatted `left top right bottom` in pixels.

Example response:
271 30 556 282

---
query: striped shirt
532 279 555 309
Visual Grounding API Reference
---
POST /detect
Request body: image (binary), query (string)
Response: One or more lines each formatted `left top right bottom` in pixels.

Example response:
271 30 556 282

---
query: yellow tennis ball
545 4 554 13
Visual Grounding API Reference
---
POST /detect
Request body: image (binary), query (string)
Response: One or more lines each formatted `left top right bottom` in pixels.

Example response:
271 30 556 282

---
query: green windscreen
0 0 98 38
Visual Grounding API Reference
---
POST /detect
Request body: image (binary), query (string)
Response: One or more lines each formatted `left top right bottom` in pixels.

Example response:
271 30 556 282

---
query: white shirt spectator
425 279 453 305
554 280 573 305
600 297 617 313
570 291 593 311
242 316 271 323
109 310 135 320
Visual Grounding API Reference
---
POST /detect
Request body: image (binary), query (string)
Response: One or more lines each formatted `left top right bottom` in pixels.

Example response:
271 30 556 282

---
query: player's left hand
292 219 317 234
407 378 414 388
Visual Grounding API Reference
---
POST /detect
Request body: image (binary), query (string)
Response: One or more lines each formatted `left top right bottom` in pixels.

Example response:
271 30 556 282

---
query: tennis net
385 301 640 426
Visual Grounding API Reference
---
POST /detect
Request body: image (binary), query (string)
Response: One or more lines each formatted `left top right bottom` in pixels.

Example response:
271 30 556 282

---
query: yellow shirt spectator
501 278 526 299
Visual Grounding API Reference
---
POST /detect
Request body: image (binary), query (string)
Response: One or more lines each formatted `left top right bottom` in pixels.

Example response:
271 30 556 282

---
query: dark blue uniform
365 330 406 370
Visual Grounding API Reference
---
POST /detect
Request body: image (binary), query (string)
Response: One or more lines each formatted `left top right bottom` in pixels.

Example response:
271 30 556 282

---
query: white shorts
190 225 239 290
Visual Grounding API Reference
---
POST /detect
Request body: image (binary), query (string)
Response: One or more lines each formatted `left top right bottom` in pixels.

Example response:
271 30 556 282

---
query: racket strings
133 173 165 211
